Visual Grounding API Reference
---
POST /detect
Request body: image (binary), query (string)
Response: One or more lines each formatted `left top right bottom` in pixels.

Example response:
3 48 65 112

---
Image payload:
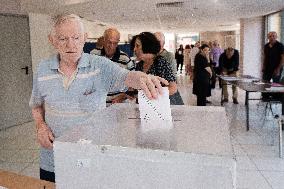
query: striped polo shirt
29 53 129 172
91 47 134 100
90 47 134 70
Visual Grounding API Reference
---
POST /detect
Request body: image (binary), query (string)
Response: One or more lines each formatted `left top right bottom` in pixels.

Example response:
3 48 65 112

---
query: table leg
279 118 282 158
245 91 249 131
221 80 224 106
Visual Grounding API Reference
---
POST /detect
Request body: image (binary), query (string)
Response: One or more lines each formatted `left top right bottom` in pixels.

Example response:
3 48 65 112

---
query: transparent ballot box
54 104 236 189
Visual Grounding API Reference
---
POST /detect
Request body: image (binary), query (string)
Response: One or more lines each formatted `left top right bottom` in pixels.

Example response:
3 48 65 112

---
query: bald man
91 28 134 103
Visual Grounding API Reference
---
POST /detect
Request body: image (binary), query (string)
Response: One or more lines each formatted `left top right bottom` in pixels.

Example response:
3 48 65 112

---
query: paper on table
138 87 173 131
241 78 260 82
0 186 8 189
254 81 266 85
265 87 284 91
221 76 241 81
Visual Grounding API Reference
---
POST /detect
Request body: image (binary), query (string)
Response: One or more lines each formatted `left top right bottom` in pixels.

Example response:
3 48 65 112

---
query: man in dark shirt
219 47 240 104
175 45 184 74
262 31 284 83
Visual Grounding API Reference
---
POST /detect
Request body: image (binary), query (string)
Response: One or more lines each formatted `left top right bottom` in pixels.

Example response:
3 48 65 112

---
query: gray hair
154 32 165 42
50 14 85 36
154 32 165 47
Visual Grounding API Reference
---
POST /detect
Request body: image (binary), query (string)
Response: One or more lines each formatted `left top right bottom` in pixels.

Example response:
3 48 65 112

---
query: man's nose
109 43 117 47
66 38 76 47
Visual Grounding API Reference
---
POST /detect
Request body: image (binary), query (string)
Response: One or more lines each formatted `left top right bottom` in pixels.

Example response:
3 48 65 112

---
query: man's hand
36 122 54 150
111 93 127 104
125 71 169 100
205 67 212 78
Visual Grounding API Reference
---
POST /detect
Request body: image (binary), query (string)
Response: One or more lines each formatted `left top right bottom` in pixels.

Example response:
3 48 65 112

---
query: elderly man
91 28 134 103
262 31 284 83
219 47 240 104
154 32 177 77
29 14 168 182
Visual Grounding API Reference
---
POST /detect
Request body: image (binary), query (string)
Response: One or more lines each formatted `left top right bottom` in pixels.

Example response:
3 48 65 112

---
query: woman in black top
175 44 184 73
130 32 178 103
192 44 212 106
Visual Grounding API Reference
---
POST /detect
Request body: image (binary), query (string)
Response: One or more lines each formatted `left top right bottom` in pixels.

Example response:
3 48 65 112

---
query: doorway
0 14 33 130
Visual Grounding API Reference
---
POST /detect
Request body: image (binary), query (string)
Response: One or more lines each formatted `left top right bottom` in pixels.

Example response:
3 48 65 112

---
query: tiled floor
177 73 284 189
0 72 283 188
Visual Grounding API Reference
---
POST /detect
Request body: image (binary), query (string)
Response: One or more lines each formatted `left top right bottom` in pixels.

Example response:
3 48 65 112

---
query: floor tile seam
236 140 274 189
0 121 34 134
19 162 34 174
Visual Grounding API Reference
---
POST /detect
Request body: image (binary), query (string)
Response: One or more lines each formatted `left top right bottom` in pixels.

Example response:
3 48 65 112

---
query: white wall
28 13 111 70
0 0 23 15
200 31 237 49
29 13 55 71
240 17 264 77
83 20 106 40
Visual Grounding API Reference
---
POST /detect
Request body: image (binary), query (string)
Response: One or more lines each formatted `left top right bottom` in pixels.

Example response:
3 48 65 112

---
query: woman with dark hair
192 44 212 106
130 32 178 103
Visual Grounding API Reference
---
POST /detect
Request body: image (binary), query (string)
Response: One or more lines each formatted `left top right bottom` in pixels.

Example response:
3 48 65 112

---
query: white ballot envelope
138 87 173 131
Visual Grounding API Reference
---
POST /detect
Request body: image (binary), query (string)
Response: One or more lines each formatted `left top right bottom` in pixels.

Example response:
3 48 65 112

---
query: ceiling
6 0 284 33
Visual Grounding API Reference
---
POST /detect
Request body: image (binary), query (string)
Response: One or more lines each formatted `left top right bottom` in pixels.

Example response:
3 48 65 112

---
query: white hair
154 32 165 47
103 28 120 40
155 32 165 42
50 14 85 36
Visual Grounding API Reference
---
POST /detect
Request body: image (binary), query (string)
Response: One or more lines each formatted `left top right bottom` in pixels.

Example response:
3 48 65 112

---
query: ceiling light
156 1 184 8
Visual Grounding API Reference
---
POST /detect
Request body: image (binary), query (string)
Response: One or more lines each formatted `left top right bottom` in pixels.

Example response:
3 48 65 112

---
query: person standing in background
262 31 284 83
189 41 201 79
154 32 177 77
183 44 191 76
192 44 212 106
91 28 134 103
175 44 184 74
155 32 184 105
219 47 239 104
209 40 223 88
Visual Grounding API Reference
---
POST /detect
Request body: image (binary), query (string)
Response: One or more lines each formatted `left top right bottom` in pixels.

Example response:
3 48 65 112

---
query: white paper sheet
138 87 173 131
221 76 241 81
265 87 284 91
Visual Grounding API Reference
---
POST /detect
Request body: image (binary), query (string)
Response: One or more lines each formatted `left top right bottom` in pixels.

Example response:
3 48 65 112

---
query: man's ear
48 34 55 46
84 33 88 42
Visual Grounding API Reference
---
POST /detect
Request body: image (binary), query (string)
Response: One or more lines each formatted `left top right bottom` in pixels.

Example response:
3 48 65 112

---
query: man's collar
49 53 90 70
101 47 120 61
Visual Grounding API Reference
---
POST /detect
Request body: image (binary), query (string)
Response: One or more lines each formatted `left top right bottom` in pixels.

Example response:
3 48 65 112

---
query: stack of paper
138 87 173 131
